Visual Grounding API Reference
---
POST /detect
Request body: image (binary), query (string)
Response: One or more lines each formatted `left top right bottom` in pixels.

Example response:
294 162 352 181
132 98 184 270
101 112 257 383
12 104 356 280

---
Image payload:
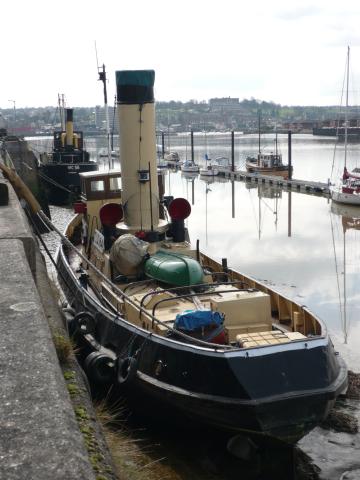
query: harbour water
27 133 360 479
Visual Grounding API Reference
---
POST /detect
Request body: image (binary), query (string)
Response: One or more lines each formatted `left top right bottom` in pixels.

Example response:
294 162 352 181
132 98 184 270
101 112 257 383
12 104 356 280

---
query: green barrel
144 250 203 286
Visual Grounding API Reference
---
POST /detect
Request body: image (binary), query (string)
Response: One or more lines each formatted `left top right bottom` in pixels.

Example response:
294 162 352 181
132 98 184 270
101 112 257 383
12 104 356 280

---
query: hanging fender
73 311 96 335
116 356 138 386
84 351 115 384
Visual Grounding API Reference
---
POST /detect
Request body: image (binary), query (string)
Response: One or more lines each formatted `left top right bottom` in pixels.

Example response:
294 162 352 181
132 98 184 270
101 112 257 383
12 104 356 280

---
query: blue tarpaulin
174 309 224 332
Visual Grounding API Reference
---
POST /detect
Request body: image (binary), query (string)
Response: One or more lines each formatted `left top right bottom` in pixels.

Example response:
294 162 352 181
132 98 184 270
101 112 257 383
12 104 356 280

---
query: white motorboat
199 164 219 176
181 160 199 173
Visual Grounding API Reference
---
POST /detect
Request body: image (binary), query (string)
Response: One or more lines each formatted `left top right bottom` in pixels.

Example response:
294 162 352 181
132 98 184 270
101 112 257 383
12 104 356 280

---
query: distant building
209 97 240 107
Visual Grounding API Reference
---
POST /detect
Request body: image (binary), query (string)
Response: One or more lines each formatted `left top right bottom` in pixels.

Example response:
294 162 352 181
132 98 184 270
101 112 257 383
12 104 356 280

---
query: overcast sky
2 0 360 108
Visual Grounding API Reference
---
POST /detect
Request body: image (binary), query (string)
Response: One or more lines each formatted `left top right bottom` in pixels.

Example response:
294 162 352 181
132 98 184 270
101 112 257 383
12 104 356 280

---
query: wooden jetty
222 169 330 196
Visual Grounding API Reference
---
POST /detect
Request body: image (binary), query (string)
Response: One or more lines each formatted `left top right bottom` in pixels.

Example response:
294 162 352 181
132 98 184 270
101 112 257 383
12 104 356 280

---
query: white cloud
1 0 360 107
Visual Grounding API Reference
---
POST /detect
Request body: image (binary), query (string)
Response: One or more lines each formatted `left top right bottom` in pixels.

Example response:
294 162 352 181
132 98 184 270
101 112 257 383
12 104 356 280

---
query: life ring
116 356 138 386
73 311 96 335
84 351 115 384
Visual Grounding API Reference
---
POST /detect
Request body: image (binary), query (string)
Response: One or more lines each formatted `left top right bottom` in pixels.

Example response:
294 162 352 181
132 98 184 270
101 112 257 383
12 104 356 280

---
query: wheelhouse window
109 176 121 192
90 180 105 192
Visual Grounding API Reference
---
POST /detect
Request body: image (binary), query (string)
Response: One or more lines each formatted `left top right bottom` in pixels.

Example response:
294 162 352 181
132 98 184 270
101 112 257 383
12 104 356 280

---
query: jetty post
191 129 194 163
161 131 165 158
231 130 235 172
288 130 292 180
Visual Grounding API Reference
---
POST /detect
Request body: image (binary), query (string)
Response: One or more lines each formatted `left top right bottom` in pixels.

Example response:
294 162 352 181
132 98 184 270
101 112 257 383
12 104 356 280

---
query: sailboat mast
98 64 112 169
258 111 261 152
258 110 261 166
344 46 350 169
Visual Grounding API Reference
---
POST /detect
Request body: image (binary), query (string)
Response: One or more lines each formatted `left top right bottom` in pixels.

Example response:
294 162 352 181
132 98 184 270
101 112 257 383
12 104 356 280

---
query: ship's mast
58 93 65 131
98 64 112 170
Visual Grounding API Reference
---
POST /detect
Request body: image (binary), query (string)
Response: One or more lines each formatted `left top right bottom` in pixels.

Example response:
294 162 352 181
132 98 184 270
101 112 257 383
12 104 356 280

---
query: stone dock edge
0 167 116 479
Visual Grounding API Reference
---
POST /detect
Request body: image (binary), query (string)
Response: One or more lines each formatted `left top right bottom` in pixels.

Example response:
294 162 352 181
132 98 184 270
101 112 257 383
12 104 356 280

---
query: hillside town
1 97 360 136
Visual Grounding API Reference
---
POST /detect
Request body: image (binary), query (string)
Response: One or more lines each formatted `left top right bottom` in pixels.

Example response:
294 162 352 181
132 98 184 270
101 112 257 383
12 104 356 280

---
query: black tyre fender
116 356 138 386
84 351 115 384
73 311 96 335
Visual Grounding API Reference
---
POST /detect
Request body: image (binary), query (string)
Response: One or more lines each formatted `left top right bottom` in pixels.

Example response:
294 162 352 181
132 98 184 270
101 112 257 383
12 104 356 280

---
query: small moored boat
330 47 360 206
246 115 292 179
181 160 200 173
246 151 291 178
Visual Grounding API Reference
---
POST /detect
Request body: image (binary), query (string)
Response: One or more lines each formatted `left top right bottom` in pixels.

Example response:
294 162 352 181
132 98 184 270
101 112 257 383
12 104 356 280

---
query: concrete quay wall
1 137 50 217
0 172 96 479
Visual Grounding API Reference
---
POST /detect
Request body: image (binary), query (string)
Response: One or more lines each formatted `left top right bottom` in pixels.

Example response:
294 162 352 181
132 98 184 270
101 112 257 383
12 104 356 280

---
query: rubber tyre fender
73 311 96 335
84 351 115 384
116 356 138 386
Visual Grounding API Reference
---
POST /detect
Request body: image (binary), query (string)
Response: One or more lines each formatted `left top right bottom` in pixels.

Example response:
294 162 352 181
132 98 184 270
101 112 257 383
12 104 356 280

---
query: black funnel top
116 70 155 104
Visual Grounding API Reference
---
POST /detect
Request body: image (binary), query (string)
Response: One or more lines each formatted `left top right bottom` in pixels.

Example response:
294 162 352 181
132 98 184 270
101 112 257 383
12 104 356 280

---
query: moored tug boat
57 69 347 443
39 108 97 205
246 124 292 179
245 151 291 178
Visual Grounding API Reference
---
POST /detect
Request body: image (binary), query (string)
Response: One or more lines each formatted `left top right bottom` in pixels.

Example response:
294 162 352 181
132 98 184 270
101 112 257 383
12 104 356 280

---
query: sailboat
181 160 200 173
199 132 219 176
199 153 219 176
55 69 347 443
181 134 200 173
330 47 360 205
246 114 292 179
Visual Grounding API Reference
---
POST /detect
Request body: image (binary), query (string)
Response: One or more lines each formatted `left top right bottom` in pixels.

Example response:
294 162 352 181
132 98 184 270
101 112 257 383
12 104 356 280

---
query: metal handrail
150 288 254 329
139 280 249 309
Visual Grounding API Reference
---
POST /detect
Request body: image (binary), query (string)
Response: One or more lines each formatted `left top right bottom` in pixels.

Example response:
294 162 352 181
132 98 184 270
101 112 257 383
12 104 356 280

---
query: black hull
57 244 347 443
312 127 338 136
40 162 97 205
313 127 360 136
313 127 360 141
